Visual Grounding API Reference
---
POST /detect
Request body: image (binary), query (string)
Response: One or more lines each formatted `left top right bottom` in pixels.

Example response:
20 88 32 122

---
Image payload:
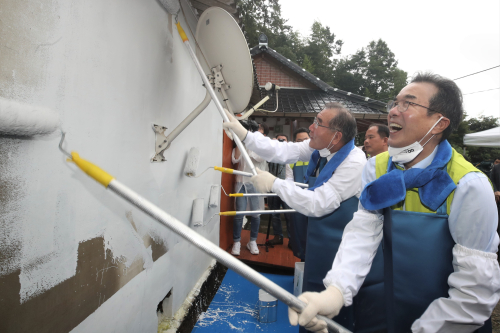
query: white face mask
388 117 443 164
319 132 337 157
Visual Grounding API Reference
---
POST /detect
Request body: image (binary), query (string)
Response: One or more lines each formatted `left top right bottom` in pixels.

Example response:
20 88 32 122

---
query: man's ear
333 131 343 145
383 137 388 146
431 116 450 136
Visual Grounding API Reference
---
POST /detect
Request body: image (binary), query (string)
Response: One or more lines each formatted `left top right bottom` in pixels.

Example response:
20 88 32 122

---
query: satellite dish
195 7 253 114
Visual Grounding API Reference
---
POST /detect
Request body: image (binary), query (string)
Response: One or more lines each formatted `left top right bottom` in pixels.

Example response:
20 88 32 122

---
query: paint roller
0 97 60 136
61 133 350 333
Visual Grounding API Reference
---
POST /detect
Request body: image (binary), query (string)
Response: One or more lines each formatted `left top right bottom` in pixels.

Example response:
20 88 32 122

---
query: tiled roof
250 45 387 112
258 88 385 115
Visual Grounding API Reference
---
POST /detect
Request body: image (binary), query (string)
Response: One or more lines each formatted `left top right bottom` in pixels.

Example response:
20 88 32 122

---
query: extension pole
66 152 350 333
214 166 309 188
220 209 296 216
230 193 278 197
175 22 257 176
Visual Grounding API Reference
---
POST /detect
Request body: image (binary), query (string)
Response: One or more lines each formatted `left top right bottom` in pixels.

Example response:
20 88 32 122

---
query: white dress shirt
323 146 500 332
285 164 293 181
243 131 366 217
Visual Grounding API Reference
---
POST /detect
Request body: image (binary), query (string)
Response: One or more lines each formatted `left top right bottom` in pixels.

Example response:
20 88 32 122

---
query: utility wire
463 87 500 96
453 65 500 80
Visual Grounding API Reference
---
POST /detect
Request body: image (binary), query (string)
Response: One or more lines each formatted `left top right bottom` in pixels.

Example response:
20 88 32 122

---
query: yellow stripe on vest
374 149 481 215
290 161 309 169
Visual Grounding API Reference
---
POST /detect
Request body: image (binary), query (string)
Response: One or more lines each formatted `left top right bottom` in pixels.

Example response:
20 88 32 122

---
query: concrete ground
493 302 500 332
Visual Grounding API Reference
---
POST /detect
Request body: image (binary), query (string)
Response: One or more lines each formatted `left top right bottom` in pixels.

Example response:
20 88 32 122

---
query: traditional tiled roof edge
258 88 386 115
250 45 387 111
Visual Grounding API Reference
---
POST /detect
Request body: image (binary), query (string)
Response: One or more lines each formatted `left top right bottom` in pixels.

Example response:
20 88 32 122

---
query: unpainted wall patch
0 236 145 333
126 210 169 262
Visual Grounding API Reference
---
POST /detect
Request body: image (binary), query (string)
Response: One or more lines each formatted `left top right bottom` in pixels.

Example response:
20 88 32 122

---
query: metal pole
164 90 212 149
220 209 297 216
178 28 257 175
230 193 279 197
107 179 350 333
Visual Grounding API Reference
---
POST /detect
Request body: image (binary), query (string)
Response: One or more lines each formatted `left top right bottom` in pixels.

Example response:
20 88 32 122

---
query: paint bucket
258 289 278 323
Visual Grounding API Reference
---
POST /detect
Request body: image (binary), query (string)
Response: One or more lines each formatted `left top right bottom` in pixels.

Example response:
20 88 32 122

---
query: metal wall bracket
210 65 230 91
151 124 169 162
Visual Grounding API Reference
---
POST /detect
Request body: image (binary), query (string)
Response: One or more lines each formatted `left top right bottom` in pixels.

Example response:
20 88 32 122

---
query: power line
453 65 500 80
463 87 500 96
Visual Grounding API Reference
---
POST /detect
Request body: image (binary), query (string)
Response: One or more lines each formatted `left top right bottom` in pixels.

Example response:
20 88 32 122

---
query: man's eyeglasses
387 100 435 113
313 117 339 131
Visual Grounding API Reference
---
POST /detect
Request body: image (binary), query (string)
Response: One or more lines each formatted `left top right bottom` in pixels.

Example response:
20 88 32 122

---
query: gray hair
324 102 358 143
411 72 463 141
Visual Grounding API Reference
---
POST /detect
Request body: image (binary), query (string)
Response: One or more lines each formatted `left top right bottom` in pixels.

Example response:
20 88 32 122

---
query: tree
331 39 408 101
298 21 342 83
448 114 500 165
238 0 293 51
238 1 407 103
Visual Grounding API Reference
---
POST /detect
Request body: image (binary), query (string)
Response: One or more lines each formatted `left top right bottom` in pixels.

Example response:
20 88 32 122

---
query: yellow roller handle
229 193 243 197
176 22 189 42
68 152 114 188
214 166 235 174
219 211 236 216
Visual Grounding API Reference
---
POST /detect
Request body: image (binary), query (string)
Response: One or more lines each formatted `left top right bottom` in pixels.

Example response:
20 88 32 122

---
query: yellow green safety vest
374 149 481 215
290 161 309 169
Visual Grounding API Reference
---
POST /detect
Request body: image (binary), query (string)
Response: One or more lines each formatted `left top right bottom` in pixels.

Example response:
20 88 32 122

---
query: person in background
231 120 265 256
258 122 269 137
364 123 389 158
294 127 311 143
267 134 292 246
491 157 500 245
223 103 377 332
287 128 311 257
289 72 500 333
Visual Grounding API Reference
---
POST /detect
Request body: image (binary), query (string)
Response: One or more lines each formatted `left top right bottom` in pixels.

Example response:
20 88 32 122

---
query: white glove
288 286 344 333
222 108 248 141
250 168 277 193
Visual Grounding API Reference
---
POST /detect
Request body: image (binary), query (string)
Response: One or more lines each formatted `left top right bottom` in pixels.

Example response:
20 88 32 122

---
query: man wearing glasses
288 73 500 333
223 103 375 331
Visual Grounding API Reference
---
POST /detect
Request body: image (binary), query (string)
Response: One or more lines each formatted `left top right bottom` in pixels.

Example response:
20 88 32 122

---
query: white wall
0 0 221 331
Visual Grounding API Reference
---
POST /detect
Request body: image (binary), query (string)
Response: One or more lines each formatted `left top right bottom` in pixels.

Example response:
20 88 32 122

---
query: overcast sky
280 0 500 120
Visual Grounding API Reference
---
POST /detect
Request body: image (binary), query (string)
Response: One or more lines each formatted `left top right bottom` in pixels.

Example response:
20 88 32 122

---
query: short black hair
324 102 357 144
293 128 309 141
275 133 289 141
258 122 269 136
411 72 463 141
239 119 259 132
368 123 389 139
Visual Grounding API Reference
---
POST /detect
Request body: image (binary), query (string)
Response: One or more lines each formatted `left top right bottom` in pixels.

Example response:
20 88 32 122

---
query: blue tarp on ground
193 269 299 332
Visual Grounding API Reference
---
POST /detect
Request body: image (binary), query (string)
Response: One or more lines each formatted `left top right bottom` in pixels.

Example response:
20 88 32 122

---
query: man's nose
309 123 315 132
388 105 400 118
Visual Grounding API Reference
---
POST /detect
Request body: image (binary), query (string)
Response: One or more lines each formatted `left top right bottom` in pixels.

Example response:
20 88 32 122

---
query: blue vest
300 141 386 332
371 143 491 333
287 162 310 260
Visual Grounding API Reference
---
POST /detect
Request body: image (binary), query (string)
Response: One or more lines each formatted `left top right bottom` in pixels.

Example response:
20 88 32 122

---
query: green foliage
238 0 406 102
301 54 315 73
238 0 293 51
331 39 408 101
448 114 500 164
